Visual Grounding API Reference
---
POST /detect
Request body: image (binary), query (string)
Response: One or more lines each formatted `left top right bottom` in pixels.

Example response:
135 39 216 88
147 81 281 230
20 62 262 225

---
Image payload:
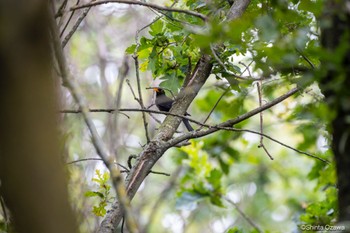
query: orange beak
153 87 160 92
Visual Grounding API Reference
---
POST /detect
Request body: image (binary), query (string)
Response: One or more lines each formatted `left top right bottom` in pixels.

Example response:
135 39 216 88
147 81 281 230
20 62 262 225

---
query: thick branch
98 1 251 232
166 87 301 146
226 0 251 21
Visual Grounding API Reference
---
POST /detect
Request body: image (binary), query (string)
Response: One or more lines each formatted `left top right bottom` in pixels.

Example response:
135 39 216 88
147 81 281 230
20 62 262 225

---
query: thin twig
145 1 194 29
166 87 329 163
210 44 259 81
62 6 91 48
128 155 170 176
147 170 170 176
49 8 140 232
205 125 328 163
147 111 163 124
259 144 273 160
131 16 169 143
113 57 129 153
127 55 150 142
257 82 273 160
126 79 139 101
67 157 128 170
231 128 328 162
145 0 196 29
296 48 315 69
133 52 150 142
138 15 163 33
67 157 170 176
127 155 138 169
167 87 301 144
239 60 254 74
61 105 328 163
60 0 80 38
199 88 229 129
70 0 208 21
210 44 228 70
55 0 68 18
238 61 253 77
62 108 205 126
224 197 263 233
146 86 176 99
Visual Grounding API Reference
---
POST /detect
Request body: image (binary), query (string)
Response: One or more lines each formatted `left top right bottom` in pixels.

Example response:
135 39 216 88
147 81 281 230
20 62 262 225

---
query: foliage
85 170 112 217
176 141 224 208
299 159 337 227
128 0 337 231
0 221 7 232
57 0 344 231
299 186 337 226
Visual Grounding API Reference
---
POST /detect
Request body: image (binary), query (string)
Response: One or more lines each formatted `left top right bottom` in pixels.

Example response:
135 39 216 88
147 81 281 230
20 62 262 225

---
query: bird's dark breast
155 95 173 111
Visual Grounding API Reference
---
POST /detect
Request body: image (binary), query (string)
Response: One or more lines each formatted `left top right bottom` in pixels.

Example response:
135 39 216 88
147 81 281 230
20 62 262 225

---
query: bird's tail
183 119 194 131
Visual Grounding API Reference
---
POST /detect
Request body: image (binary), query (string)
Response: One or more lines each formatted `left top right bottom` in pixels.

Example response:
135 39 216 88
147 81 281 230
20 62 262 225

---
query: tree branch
71 0 208 21
200 88 229 129
256 82 274 160
60 102 328 163
65 104 326 163
166 87 301 147
210 44 260 81
49 10 140 233
133 25 150 143
62 6 91 48
98 1 252 232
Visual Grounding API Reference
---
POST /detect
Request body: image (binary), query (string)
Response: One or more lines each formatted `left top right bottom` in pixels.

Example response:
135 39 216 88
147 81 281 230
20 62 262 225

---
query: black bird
153 87 194 131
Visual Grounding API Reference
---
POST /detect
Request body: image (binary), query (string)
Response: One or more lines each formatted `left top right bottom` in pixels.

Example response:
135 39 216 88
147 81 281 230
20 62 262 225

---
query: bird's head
153 87 165 95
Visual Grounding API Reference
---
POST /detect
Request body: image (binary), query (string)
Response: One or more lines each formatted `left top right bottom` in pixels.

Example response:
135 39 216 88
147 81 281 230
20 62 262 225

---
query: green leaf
218 157 230 175
93 203 107 217
207 169 222 190
84 191 104 198
307 160 324 180
224 76 240 91
209 195 224 207
125 44 136 54
226 227 244 233
159 72 180 93
299 0 323 17
149 19 164 36
300 186 338 225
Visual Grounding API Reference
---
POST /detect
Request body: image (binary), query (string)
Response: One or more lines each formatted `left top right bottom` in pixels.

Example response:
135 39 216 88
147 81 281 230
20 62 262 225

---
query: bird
153 87 194 131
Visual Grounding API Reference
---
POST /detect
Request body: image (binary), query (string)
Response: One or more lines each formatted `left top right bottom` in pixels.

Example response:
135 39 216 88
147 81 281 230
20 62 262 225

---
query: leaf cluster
85 170 112 217
176 141 225 208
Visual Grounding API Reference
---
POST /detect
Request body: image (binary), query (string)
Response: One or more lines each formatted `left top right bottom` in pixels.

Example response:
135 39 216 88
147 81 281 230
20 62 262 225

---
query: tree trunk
0 2 77 232
320 0 350 222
